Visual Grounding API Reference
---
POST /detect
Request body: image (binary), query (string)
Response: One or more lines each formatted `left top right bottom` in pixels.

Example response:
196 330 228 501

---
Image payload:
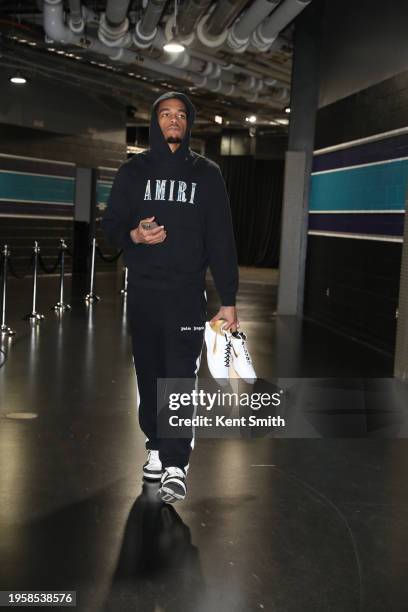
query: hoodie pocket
172 225 204 274
129 239 170 282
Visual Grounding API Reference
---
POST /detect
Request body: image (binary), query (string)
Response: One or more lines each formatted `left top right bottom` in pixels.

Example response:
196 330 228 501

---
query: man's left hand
210 306 239 332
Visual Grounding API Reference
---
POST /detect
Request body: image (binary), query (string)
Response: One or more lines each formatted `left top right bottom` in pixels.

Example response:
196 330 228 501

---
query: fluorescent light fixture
214 115 223 125
10 72 27 84
245 115 257 123
163 40 185 53
275 118 289 125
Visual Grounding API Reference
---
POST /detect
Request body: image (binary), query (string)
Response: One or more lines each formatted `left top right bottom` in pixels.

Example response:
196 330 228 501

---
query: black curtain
219 156 284 268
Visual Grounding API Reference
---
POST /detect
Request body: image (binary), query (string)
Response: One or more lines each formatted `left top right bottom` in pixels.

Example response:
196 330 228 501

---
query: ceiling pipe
205 79 236 96
82 5 99 25
263 77 278 86
227 0 280 53
42 2 234 96
161 51 205 73
238 75 264 92
201 61 222 79
269 86 289 101
154 28 223 80
155 26 287 85
43 0 80 44
244 92 259 102
98 0 132 47
150 27 232 82
205 0 250 37
44 0 127 54
105 0 131 27
186 50 277 83
218 70 235 84
251 0 312 51
177 0 212 38
113 48 275 104
189 49 290 83
42 0 286 109
164 15 195 47
196 0 249 48
67 0 84 34
133 0 168 49
222 62 269 80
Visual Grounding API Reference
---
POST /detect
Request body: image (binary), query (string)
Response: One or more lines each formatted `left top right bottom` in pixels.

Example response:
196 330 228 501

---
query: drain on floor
5 412 38 420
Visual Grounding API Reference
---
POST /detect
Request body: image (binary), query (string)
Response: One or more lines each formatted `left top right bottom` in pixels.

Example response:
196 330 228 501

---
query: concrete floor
0 269 407 611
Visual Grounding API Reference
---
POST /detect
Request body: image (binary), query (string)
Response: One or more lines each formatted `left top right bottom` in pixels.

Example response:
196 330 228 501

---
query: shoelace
224 334 232 367
212 326 232 368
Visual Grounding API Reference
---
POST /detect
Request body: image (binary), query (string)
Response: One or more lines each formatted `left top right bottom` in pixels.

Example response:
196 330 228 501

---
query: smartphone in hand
141 221 159 230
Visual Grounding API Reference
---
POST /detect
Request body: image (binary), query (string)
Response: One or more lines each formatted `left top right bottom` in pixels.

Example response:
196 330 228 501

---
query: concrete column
72 167 97 274
394 193 408 380
277 1 323 315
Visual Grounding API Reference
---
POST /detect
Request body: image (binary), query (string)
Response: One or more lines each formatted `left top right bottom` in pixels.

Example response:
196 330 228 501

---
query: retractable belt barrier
0 239 124 338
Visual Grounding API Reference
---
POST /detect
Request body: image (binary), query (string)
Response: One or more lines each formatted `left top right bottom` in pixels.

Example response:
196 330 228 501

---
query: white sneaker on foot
204 320 233 383
143 450 163 481
230 331 257 384
158 467 187 503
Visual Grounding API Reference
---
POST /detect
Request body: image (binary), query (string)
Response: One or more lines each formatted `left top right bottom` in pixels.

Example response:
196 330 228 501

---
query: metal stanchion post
1 245 16 337
85 237 100 303
53 239 71 312
120 266 128 295
24 241 45 323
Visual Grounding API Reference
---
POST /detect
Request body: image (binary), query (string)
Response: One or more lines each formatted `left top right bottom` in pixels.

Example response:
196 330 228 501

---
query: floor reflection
104 480 204 612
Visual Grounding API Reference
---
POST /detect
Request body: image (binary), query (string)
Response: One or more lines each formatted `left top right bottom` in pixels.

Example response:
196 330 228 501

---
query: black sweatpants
127 285 206 469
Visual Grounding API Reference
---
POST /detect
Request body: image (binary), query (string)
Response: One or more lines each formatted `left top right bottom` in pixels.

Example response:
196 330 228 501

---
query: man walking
102 91 239 502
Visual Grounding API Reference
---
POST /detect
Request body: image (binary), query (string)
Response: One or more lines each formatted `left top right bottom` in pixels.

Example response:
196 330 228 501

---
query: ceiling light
214 115 223 125
275 118 289 125
163 40 185 53
10 72 27 85
164 0 185 53
245 115 257 123
284 106 291 114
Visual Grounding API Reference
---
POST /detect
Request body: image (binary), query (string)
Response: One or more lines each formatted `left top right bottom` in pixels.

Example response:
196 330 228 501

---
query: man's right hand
130 216 167 245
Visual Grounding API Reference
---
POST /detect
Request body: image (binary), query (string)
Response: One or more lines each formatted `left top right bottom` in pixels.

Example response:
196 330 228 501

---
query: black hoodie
101 91 239 305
